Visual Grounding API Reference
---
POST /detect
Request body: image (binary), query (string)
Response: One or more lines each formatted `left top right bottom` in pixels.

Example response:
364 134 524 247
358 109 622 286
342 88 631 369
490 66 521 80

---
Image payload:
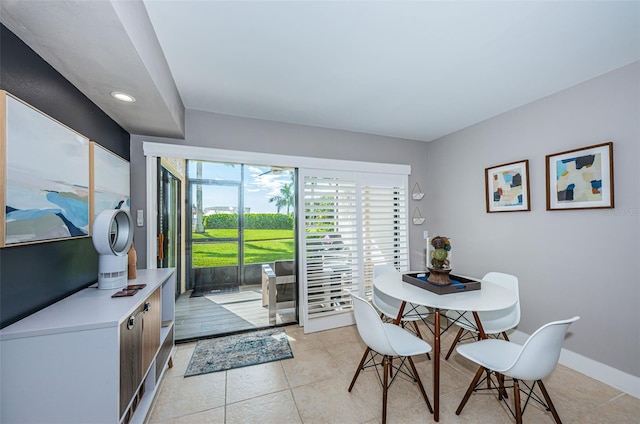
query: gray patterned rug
184 328 294 377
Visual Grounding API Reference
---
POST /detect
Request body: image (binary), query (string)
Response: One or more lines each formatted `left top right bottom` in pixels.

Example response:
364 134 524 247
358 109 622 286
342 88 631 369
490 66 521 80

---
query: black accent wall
0 24 130 328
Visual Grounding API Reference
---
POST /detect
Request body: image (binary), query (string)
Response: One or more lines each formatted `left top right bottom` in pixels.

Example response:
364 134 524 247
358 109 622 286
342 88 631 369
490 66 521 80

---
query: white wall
130 112 429 279
425 61 640 378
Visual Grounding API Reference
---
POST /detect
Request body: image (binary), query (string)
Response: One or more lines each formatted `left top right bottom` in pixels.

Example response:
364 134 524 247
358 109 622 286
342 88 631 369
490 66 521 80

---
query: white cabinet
0 268 175 424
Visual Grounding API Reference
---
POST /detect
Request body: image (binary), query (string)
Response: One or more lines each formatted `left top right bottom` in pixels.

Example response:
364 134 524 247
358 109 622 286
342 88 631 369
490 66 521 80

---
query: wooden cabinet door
120 303 143 418
142 288 161 372
119 288 161 419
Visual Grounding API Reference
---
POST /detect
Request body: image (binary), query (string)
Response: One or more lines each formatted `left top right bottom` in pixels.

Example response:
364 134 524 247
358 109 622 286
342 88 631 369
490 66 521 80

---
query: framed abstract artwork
546 142 614 211
90 142 130 231
1 91 90 247
485 159 530 213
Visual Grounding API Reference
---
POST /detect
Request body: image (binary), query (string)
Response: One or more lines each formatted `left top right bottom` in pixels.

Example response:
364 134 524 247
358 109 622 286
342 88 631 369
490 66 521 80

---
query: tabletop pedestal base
427 268 452 286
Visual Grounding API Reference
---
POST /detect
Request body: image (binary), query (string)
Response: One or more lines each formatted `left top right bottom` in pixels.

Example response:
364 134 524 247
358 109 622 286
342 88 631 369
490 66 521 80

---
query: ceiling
2 1 639 142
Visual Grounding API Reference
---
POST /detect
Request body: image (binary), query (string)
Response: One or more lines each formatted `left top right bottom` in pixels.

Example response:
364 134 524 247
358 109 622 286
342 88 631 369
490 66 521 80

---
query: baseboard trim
510 330 640 399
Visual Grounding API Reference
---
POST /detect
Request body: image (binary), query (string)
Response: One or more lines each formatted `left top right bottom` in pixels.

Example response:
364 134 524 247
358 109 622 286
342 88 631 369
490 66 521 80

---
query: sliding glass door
188 161 242 295
158 163 182 300
182 160 297 338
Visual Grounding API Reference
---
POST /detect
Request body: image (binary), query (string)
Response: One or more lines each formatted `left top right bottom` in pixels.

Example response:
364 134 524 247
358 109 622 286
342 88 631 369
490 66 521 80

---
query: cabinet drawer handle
127 315 136 330
127 302 152 330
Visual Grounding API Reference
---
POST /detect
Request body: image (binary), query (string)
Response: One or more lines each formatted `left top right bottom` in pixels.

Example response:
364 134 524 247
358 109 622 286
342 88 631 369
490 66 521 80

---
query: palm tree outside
269 181 294 215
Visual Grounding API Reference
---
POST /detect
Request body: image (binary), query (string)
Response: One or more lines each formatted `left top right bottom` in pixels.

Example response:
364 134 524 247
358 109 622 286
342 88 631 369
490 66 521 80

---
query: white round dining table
373 271 518 422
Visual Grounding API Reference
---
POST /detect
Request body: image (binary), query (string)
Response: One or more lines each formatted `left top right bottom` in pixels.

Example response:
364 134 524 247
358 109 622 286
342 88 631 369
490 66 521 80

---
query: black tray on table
402 272 481 295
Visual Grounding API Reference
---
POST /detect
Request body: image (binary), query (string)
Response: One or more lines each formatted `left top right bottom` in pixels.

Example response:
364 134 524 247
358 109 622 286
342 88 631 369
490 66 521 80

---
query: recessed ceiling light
111 92 136 103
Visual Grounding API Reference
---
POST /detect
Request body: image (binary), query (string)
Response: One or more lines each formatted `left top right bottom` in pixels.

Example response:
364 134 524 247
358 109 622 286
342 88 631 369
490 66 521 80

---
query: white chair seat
456 338 522 372
445 272 520 360
383 323 432 357
455 316 579 424
349 293 433 424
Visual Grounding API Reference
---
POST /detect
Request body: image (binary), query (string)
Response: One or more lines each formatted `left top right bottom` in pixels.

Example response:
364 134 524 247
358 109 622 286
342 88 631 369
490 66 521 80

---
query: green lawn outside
192 228 293 241
191 229 295 267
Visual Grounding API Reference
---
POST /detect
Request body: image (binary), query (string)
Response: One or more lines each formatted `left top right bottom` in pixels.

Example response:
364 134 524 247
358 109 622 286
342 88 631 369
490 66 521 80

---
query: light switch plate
136 210 144 227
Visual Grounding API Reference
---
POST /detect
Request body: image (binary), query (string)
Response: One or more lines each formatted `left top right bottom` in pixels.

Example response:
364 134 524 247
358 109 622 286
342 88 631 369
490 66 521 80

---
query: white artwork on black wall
90 141 130 231
1 90 90 247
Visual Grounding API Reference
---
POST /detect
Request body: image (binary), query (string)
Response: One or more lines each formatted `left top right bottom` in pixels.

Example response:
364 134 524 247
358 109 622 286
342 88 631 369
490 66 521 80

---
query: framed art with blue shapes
546 142 614 211
485 159 530 213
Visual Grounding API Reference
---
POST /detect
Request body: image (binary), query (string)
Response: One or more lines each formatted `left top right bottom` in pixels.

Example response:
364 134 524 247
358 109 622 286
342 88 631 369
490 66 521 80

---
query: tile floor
148 322 639 424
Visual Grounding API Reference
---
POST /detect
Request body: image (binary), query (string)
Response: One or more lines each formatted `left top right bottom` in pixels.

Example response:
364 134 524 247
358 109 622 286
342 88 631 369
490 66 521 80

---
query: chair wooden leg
407 356 433 413
348 347 370 392
497 372 508 400
412 321 423 339
513 379 523 424
502 331 510 341
537 380 563 424
445 327 464 360
382 356 389 424
456 366 486 415
411 322 431 360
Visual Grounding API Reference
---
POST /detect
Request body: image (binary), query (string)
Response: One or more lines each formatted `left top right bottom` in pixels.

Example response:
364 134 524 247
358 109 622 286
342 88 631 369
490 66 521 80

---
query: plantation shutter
301 172 360 333
299 169 408 333
361 184 409 298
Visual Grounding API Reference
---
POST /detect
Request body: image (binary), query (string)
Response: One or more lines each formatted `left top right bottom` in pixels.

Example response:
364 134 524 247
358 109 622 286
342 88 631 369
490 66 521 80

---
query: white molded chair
348 294 433 424
373 264 432 341
455 316 580 424
445 272 520 360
